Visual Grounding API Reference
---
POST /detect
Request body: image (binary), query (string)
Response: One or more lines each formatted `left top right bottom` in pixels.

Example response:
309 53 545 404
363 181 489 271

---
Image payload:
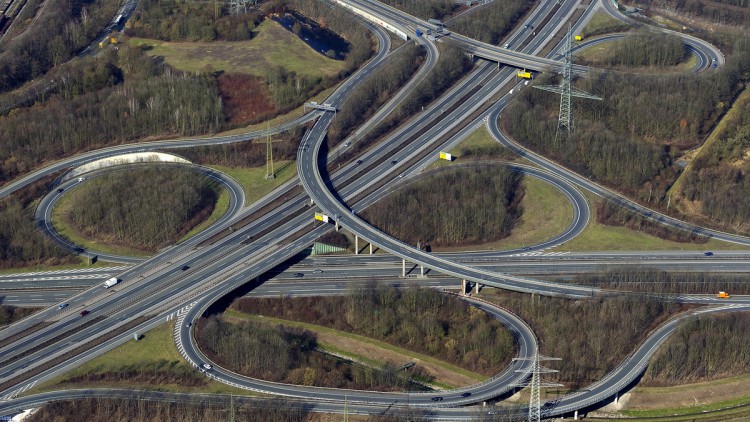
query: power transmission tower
265 126 275 180
512 354 563 422
229 0 256 15
534 24 602 144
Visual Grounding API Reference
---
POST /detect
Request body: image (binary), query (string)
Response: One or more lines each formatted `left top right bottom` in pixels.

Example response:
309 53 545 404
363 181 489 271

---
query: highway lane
598 0 725 67
34 163 246 264
177 284 537 407
5 252 750 306
486 102 750 247
0 0 740 416
0 13 394 362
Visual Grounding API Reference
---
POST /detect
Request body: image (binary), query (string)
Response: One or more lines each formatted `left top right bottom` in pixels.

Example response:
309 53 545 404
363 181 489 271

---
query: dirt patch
626 375 750 410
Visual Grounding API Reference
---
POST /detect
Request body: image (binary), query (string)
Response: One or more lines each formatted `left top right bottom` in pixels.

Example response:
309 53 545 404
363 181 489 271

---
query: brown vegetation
596 200 708 243
217 73 276 126
644 311 750 385
631 0 750 29
57 359 208 388
197 316 431 391
579 30 687 68
28 397 434 422
0 174 77 270
175 125 307 167
361 166 523 247
0 305 38 326
503 37 750 217
450 0 531 45
230 285 515 376
28 397 312 422
63 167 218 251
481 290 687 388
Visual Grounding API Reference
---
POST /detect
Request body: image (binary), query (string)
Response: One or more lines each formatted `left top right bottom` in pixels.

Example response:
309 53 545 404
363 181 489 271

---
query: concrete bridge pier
461 279 467 294
369 242 373 254
402 259 406 277
474 282 481 294
574 410 578 420
420 265 425 277
355 235 359 255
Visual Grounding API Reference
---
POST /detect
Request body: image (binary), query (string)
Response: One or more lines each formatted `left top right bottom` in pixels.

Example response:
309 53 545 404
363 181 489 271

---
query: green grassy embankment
26 322 250 396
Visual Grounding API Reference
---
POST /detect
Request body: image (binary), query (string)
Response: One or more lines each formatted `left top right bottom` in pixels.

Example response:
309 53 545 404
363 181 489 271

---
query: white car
202 363 212 370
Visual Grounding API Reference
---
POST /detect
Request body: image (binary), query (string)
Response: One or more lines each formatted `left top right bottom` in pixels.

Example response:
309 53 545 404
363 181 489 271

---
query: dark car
431 396 443 402
57 188 64 193
294 272 304 278
461 392 471 398
181 265 190 271
80 310 90 317
356 159 363 165
391 160 398 165
58 303 68 310
704 251 714 256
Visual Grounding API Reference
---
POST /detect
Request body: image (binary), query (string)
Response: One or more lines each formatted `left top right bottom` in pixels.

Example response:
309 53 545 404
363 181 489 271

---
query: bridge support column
355 235 359 255
615 393 619 404
402 259 406 277
461 279 467 294
574 410 579 420
335 220 340 232
369 243 373 254
420 265 424 277
475 282 480 294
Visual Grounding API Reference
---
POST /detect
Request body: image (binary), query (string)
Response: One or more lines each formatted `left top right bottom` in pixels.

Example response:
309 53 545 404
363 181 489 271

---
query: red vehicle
80 310 90 317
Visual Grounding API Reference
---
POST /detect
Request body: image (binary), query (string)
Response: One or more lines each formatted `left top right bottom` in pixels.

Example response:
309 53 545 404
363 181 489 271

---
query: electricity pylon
512 354 563 422
265 126 275 180
534 24 602 144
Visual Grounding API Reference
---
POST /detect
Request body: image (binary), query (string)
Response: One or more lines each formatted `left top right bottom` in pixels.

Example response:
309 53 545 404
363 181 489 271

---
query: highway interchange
0 0 748 419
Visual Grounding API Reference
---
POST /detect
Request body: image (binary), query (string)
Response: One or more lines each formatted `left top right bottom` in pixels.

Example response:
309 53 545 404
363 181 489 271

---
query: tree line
125 0 261 42
503 36 750 209
449 0 530 45
0 46 223 186
483 289 684 388
0 0 119 94
583 31 687 68
343 43 472 159
232 285 515 376
574 269 750 295
174 125 307 168
64 167 219 251
327 42 426 146
0 305 38 326
378 0 454 20
596 200 708 243
198 316 430 391
631 0 750 28
0 174 78 269
644 311 750 384
362 166 523 247
28 397 313 422
680 86 750 232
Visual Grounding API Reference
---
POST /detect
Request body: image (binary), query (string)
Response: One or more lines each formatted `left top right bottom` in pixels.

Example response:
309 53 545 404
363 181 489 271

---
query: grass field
580 10 630 37
28 322 249 395
576 39 699 74
208 160 297 207
130 19 348 78
551 191 747 252
227 310 487 387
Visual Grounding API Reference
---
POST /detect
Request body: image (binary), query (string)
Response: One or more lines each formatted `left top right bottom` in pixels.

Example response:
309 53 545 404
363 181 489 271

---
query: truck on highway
717 291 731 299
104 277 119 288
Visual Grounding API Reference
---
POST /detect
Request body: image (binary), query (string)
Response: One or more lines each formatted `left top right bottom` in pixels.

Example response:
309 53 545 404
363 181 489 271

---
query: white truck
104 277 119 288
